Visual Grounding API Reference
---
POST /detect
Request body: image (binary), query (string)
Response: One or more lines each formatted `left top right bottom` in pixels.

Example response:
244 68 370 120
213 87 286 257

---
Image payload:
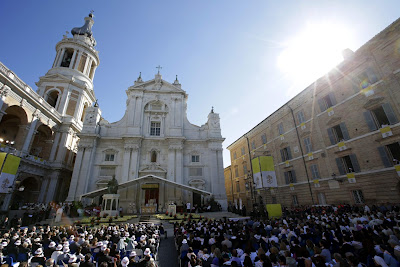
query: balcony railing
0 61 62 122
0 145 47 166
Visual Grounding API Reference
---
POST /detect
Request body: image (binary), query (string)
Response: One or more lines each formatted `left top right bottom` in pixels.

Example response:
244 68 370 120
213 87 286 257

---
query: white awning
80 174 212 199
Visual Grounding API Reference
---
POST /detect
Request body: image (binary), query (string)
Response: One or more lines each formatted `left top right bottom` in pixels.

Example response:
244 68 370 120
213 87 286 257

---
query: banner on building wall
0 153 21 193
251 156 278 189
266 204 282 218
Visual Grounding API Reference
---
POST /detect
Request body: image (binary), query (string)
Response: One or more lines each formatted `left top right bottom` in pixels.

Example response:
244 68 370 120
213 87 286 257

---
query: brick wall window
236 181 240 192
241 147 245 156
297 110 305 124
251 141 256 150
280 147 292 162
357 68 378 89
327 123 350 144
304 137 312 153
336 154 360 174
364 103 398 131
261 134 267 144
284 170 297 184
310 164 320 179
352 190 365 204
233 152 237 160
292 195 299 205
318 92 337 112
378 142 400 167
278 122 284 135
243 164 247 175
234 166 239 177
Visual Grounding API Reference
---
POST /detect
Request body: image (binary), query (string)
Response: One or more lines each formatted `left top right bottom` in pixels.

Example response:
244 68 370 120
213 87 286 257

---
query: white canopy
80 174 212 199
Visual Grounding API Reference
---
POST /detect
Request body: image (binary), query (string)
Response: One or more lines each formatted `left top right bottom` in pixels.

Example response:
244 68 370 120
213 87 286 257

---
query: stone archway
11 177 40 208
0 105 28 150
29 124 54 160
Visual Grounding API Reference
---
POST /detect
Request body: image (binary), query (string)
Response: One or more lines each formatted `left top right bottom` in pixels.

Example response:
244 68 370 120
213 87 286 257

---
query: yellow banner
395 165 400 172
266 204 282 218
2 154 21 175
259 156 274 172
346 173 355 179
313 179 319 184
380 126 391 134
0 153 6 169
251 157 261 173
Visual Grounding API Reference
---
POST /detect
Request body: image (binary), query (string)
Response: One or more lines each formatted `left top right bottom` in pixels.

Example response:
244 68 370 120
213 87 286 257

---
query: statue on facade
107 176 119 194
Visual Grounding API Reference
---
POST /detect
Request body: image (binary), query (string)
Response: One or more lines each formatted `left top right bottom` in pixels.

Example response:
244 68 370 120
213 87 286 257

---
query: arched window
151 151 157 163
46 90 59 108
60 48 74 68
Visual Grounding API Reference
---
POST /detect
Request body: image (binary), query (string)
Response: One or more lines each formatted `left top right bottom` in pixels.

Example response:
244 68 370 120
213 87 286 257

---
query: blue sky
1 1 399 167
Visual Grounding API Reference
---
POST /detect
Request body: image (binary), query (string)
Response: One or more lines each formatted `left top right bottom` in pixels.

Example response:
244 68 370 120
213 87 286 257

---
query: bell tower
36 12 99 123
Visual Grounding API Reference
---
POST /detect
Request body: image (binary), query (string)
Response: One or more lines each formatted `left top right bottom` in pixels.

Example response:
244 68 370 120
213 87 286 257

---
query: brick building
225 18 400 209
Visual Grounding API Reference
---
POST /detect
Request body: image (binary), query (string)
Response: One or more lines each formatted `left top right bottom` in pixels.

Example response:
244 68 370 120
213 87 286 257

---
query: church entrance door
144 188 159 205
193 192 201 209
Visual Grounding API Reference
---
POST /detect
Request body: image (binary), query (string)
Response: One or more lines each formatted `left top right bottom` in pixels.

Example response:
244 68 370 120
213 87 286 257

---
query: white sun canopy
80 174 212 199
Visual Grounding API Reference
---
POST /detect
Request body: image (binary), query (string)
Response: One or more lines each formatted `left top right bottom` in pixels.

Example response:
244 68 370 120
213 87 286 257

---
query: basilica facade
0 14 227 212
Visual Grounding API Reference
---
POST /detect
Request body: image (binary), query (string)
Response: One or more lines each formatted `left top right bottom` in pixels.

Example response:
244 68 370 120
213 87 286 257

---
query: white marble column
176 148 183 200
69 50 78 69
75 147 93 198
122 147 131 183
56 48 65 67
49 131 61 161
59 90 71 115
55 131 69 162
167 147 175 200
134 96 143 127
73 94 84 120
74 51 82 71
38 177 49 203
45 175 60 203
22 117 39 154
66 146 85 201
130 147 139 179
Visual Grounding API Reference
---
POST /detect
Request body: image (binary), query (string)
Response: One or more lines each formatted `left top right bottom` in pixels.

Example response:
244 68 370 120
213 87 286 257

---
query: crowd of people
0 223 161 266
174 203 400 267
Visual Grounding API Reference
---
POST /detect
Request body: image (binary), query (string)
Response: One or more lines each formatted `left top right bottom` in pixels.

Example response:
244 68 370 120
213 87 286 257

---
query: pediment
139 164 167 173
279 142 289 148
129 78 185 93
363 97 384 109
39 73 71 82
300 130 311 137
326 116 342 126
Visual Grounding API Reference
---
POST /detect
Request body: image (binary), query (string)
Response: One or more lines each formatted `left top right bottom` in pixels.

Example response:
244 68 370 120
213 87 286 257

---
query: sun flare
278 22 353 92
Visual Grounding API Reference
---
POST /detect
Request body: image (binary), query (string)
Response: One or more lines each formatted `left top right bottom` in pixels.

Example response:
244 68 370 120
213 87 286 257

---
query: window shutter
377 146 393 167
284 172 289 184
327 128 336 145
363 111 378 131
335 158 346 175
280 149 285 162
287 147 292 159
318 98 326 112
339 122 350 140
329 92 337 106
311 165 320 179
291 170 297 183
349 154 361 173
382 103 399 125
367 68 378 84
304 137 312 153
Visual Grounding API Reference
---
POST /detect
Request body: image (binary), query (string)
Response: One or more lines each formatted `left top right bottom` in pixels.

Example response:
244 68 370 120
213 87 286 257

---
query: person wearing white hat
57 246 71 266
51 244 63 262
31 247 46 266
129 251 139 262
121 256 129 267
45 241 57 258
